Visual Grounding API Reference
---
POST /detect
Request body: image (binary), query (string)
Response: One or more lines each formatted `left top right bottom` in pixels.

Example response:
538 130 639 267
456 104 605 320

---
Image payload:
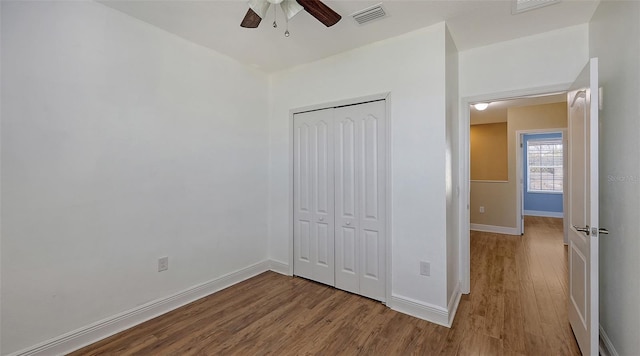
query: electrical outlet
420 261 430 276
479 206 485 213
158 256 169 272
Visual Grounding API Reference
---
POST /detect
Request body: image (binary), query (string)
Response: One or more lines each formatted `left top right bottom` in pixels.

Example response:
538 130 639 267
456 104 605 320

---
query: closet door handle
346 221 351 225
319 217 324 222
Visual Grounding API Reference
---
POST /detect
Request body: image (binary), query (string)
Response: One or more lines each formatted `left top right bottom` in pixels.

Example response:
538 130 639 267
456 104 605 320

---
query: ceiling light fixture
474 103 489 111
248 0 303 36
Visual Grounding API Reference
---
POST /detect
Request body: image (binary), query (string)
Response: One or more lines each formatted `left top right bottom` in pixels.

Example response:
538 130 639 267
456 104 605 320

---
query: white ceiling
99 0 599 73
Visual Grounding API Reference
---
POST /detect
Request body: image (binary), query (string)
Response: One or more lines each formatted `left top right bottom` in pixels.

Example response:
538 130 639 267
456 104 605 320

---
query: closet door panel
334 101 386 301
312 118 334 284
363 229 380 278
358 101 386 301
294 120 313 279
335 115 359 293
293 109 334 286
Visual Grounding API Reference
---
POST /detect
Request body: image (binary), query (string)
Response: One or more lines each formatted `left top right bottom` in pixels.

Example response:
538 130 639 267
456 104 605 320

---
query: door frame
288 92 392 303
516 129 568 240
458 84 571 294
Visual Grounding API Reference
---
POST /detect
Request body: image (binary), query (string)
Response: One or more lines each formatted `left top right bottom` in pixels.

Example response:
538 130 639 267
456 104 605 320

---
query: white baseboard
9 259 458 355
269 260 290 275
389 295 451 327
524 210 564 218
599 324 619 356
447 282 462 326
9 260 275 356
470 223 520 236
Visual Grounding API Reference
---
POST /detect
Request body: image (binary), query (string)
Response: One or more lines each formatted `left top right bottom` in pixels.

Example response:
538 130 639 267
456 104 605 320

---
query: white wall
268 24 451 309
445 26 460 304
0 1 269 354
460 24 589 98
589 2 640 354
0 1 3 351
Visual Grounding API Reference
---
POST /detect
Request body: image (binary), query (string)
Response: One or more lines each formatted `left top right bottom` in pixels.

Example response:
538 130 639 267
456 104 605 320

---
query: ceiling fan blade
297 0 341 27
240 8 262 28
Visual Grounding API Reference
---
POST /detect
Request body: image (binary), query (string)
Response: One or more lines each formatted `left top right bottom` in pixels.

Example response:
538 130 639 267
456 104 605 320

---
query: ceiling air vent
512 0 561 14
351 3 387 25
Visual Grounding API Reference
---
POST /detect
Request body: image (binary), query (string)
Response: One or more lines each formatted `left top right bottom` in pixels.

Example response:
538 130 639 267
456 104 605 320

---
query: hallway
466 216 580 354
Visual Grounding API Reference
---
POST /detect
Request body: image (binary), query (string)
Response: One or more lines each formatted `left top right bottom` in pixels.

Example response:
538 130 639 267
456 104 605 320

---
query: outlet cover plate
158 256 169 272
420 261 430 276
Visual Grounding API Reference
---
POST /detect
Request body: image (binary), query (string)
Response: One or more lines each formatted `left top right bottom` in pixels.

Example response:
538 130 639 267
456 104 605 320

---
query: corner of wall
445 20 461 304
389 279 462 328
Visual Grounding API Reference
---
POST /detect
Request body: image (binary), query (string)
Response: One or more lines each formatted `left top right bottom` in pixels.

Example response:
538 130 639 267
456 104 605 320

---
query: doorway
460 85 572 294
468 93 568 238
463 91 579 353
517 130 568 240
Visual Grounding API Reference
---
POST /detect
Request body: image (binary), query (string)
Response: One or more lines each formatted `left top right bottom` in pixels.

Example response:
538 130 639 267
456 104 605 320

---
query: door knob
319 217 324 221
346 221 351 225
573 225 590 235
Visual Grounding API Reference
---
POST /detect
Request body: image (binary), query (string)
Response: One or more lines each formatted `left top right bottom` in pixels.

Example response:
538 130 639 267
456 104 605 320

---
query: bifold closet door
334 101 386 302
293 109 335 286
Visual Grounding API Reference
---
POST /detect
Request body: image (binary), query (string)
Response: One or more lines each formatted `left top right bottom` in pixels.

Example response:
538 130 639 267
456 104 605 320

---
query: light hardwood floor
72 216 579 355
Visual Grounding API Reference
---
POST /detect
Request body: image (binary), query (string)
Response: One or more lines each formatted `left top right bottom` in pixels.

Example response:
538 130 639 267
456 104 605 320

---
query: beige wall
470 123 508 181
470 102 567 228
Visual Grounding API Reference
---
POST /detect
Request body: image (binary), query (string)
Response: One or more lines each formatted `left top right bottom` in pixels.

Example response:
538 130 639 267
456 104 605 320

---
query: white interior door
519 134 525 235
293 109 335 286
567 57 600 356
334 101 386 302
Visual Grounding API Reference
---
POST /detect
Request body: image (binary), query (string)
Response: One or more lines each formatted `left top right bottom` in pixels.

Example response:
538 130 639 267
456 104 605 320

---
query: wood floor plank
71 217 578 356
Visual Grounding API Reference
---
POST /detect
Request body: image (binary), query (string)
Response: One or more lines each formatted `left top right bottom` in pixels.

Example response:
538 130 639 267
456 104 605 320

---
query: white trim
447 282 462 326
288 92 392 304
588 59 601 356
599 324 619 356
517 131 524 235
470 223 520 236
459 101 471 294
459 83 573 295
385 93 393 305
389 295 451 327
8 261 273 356
269 260 291 275
523 210 564 218
288 97 295 277
527 190 563 195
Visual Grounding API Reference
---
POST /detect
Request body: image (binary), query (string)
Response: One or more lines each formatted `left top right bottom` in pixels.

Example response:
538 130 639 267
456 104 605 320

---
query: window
527 138 563 193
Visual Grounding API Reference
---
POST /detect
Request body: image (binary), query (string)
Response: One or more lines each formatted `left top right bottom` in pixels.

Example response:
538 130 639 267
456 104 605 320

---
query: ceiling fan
240 0 341 29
